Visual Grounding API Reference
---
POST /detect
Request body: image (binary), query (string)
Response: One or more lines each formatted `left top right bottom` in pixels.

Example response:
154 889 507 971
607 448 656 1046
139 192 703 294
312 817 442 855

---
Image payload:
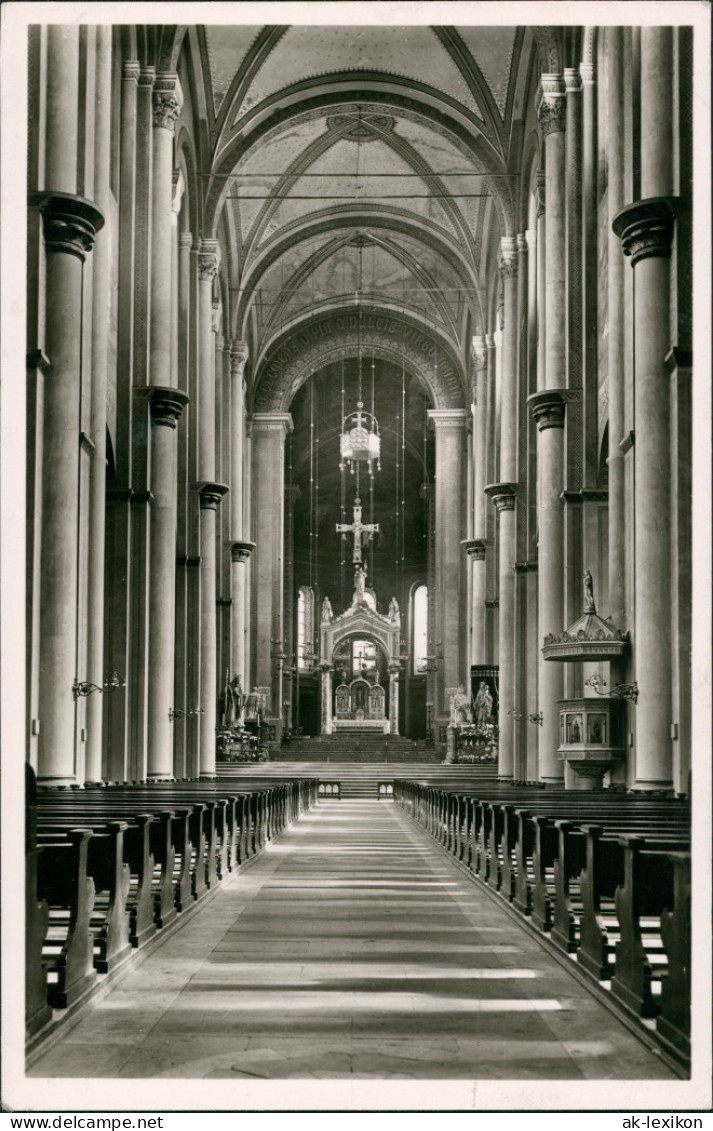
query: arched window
297 586 314 669
412 584 428 674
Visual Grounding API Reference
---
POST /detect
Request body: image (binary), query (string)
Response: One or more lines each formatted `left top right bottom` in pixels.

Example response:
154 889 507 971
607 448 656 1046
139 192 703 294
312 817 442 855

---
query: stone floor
28 800 676 1081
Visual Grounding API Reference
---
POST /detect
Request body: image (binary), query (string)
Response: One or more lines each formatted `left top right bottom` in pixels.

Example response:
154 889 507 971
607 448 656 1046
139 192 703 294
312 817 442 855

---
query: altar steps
216 759 498 798
272 735 441 764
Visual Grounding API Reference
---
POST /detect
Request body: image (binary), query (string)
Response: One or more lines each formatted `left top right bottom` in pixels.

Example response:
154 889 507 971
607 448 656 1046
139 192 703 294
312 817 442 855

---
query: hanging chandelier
339 401 381 476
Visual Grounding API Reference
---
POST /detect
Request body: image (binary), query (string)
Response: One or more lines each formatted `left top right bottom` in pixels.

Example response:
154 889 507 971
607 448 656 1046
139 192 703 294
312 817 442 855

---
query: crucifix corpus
336 497 379 565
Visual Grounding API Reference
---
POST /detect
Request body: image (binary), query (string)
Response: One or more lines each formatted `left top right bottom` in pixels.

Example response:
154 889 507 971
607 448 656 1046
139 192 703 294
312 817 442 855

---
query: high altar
319 497 402 735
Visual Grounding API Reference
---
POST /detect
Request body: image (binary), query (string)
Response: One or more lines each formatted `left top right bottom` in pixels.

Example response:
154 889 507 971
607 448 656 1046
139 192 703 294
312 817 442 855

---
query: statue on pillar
321 597 334 624
584 569 596 613
388 597 400 623
223 673 244 729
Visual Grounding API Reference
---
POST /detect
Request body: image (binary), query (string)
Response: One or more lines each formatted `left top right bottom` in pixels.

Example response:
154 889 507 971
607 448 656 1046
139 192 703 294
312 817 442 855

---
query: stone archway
252 310 466 412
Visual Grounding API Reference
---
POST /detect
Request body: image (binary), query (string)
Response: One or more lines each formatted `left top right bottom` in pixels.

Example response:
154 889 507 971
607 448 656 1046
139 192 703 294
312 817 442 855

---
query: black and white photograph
1 0 711 1119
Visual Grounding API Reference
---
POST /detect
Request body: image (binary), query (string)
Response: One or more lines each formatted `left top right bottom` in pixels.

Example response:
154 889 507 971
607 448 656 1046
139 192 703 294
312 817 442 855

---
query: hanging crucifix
336 496 379 565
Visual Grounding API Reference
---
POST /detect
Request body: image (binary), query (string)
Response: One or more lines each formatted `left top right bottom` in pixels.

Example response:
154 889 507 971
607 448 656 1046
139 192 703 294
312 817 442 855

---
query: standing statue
321 596 334 624
223 673 244 728
584 569 595 613
449 685 473 727
474 681 493 728
354 564 367 602
388 597 400 623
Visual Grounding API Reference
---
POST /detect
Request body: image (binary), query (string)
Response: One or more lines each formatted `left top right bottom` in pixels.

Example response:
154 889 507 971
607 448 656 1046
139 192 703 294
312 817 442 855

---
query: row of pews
394 779 691 1074
25 765 318 1046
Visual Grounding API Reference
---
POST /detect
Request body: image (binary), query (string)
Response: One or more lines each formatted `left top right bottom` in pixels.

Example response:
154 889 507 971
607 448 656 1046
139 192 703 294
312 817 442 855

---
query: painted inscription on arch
253 313 463 411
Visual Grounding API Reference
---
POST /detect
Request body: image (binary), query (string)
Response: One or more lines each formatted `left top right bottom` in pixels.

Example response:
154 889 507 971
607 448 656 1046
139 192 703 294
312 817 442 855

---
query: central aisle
30 800 674 1080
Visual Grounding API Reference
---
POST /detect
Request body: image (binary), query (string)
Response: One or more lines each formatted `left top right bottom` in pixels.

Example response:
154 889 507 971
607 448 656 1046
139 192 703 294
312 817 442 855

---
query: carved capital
231 340 249 372
538 76 566 135
152 73 182 131
153 91 179 131
499 236 519 279
580 62 596 86
122 60 141 83
528 389 566 430
484 482 518 513
197 481 229 510
461 538 488 562
612 197 678 267
470 335 488 372
427 409 469 432
147 386 189 429
230 539 256 563
198 239 219 282
30 192 105 262
485 334 496 351
564 67 583 93
179 230 193 252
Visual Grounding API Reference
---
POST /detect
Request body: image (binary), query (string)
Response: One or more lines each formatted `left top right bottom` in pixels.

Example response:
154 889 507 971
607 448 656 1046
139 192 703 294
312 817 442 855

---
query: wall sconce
168 706 204 722
72 672 125 701
584 672 639 703
508 709 543 725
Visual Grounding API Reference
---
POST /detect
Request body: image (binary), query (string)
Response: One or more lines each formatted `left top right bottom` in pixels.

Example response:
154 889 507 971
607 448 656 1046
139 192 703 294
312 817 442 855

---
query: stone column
466 336 488 666
483 335 498 660
250 413 293 736
484 236 519 779
84 26 113 784
229 342 253 683
606 28 626 628
536 173 547 394
613 31 676 790
427 409 468 724
580 54 599 486
146 389 189 778
388 663 401 736
197 483 228 777
33 29 105 784
144 76 183 781
320 665 333 735
484 485 517 778
528 74 568 783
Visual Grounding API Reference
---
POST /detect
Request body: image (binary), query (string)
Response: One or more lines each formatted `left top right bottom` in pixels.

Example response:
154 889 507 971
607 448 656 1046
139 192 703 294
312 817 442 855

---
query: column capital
470 335 488 371
499 236 519 279
230 340 249 370
528 389 567 430
485 334 496 350
484 482 518 512
179 230 193 252
198 239 220 281
196 481 229 510
230 540 256 563
122 60 141 82
30 191 105 262
517 233 528 254
250 412 294 437
138 66 156 88
538 74 566 135
152 72 182 131
612 197 678 266
461 538 488 562
580 61 596 85
215 336 225 351
564 67 583 93
427 408 469 431
146 385 189 428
